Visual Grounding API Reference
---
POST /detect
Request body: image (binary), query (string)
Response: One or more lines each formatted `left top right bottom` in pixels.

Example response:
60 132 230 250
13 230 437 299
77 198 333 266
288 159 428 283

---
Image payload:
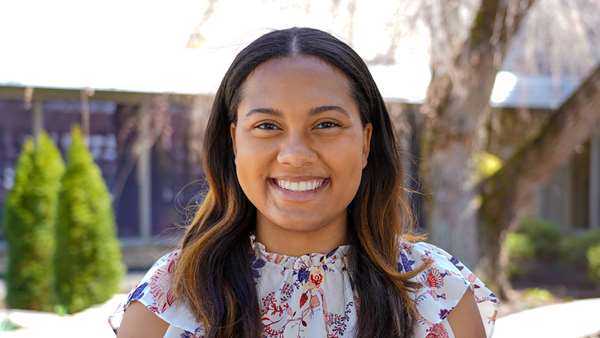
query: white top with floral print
108 235 499 338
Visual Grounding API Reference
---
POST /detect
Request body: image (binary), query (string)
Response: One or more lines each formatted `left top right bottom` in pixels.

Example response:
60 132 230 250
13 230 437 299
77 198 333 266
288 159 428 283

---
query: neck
255 214 349 257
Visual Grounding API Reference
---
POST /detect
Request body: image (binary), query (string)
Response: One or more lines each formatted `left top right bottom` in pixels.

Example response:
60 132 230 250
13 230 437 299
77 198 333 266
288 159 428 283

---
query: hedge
3 133 64 311
53 127 125 313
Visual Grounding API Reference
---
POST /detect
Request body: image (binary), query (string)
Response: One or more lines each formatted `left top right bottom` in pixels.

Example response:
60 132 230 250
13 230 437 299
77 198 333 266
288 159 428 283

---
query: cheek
323 135 365 186
233 140 274 198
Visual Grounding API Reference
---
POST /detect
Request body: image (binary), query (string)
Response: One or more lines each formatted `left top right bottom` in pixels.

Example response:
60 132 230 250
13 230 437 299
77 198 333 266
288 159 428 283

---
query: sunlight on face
231 55 372 235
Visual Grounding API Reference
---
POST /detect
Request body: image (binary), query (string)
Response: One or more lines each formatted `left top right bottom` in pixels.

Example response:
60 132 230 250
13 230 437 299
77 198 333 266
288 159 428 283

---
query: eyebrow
244 105 350 118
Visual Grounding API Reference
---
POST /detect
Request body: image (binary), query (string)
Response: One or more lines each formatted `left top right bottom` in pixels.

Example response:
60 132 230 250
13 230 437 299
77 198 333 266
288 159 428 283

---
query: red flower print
269 301 286 316
300 292 309 307
161 289 175 313
149 254 177 313
310 273 324 288
425 323 449 338
167 257 177 273
425 268 444 288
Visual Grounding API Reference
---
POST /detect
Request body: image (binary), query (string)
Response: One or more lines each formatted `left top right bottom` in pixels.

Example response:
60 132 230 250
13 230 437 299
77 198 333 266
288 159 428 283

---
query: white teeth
275 179 325 192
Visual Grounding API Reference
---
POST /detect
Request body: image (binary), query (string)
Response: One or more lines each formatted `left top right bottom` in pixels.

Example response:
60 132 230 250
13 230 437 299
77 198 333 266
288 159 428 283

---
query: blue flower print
297 267 310 283
127 282 148 303
250 255 267 279
399 252 416 272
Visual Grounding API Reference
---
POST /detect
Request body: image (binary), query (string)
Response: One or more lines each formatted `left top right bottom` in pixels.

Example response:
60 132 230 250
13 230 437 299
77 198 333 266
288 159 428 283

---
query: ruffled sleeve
398 240 499 338
107 249 205 338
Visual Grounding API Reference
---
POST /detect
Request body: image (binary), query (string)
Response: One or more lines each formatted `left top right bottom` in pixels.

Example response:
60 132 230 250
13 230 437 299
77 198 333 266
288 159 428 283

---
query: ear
362 123 372 169
230 122 237 160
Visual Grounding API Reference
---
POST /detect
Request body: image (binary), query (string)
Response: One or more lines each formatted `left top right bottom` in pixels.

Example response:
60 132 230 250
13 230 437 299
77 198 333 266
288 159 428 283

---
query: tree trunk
478 64 600 299
421 0 535 267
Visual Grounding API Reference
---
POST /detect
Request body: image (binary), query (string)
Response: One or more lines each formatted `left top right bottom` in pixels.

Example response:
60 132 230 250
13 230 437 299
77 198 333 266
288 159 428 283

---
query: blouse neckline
249 233 352 271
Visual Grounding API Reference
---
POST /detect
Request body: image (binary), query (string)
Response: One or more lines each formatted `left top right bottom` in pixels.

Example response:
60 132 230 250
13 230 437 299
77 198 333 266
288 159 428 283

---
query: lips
273 178 327 191
268 177 330 202
270 176 328 181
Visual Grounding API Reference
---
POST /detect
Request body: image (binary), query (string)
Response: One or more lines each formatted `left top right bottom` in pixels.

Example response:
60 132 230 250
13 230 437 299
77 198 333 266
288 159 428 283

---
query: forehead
238 55 356 113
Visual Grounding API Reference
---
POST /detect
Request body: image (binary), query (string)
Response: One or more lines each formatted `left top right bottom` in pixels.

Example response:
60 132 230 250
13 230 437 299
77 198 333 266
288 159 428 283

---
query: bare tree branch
422 0 537 143
466 0 535 54
479 62 600 227
476 62 600 297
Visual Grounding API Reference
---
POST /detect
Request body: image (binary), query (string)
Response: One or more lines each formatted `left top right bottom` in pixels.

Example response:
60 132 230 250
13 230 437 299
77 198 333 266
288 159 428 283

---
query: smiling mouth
271 178 328 192
268 177 330 200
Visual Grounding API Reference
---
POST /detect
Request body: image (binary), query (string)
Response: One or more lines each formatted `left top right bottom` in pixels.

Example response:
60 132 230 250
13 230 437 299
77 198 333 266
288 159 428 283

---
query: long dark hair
173 27 427 338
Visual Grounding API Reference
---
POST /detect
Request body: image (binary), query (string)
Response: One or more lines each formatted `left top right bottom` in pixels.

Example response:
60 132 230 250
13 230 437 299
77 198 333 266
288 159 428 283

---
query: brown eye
315 121 340 129
255 122 280 130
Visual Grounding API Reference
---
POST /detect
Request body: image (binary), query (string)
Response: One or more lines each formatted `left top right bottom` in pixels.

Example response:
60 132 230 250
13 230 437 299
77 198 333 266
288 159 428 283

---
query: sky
0 0 578 108
0 0 212 93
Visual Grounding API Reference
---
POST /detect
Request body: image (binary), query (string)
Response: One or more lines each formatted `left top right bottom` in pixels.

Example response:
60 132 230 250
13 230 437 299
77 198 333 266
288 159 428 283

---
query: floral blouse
108 235 498 337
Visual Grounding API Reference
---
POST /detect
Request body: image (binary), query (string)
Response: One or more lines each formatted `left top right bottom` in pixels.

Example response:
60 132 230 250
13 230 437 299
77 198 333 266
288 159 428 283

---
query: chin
270 214 330 233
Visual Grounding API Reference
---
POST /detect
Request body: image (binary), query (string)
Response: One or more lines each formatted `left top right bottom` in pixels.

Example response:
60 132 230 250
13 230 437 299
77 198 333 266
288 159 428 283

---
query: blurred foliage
506 288 562 313
2 132 64 311
0 317 22 331
559 229 600 268
474 151 502 178
516 217 561 258
53 304 68 316
587 244 600 285
470 151 502 185
471 151 503 209
505 232 535 278
53 127 125 314
521 288 556 306
503 216 600 286
503 217 560 278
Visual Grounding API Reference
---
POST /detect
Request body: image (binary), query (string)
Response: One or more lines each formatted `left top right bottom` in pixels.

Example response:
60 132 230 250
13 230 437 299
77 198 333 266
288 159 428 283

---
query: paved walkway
1 295 599 337
493 298 600 338
1 295 125 338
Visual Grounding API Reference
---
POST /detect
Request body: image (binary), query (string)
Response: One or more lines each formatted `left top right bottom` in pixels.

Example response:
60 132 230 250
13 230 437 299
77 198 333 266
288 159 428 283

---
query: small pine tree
54 127 125 313
3 133 64 311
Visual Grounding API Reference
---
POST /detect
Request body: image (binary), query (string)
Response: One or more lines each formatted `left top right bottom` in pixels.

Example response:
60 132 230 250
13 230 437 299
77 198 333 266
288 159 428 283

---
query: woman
109 27 498 338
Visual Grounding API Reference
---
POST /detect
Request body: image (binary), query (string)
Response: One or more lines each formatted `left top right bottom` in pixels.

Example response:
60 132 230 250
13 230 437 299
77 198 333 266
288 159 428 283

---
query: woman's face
231 55 372 235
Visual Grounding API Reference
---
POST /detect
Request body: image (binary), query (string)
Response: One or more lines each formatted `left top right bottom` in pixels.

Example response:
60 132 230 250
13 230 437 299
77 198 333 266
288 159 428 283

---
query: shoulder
116 301 169 338
397 240 499 338
108 249 205 337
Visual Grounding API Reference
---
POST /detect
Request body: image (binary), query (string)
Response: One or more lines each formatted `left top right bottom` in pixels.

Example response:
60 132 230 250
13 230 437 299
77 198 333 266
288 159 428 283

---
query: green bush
53 127 125 314
587 244 600 285
0 317 22 331
2 133 64 311
516 217 561 258
505 232 535 278
559 229 600 267
521 288 556 308
503 216 561 278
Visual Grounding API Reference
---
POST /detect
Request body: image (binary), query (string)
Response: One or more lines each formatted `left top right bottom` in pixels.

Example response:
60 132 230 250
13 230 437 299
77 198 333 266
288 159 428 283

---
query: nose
277 134 317 167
